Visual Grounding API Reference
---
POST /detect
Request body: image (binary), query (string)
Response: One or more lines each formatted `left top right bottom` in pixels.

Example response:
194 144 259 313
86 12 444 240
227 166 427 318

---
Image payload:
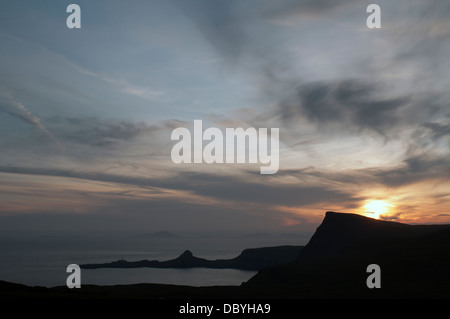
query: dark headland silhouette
2 211 450 299
80 246 303 271
244 211 450 297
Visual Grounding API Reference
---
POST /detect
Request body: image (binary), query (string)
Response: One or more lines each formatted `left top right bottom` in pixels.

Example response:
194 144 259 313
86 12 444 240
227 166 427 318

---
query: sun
363 200 393 219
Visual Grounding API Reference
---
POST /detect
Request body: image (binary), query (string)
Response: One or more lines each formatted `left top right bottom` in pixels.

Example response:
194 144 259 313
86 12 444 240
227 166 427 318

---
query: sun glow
363 200 393 219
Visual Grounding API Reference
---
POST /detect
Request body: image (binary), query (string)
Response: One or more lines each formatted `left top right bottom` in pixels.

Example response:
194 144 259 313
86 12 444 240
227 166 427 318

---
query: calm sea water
0 235 306 288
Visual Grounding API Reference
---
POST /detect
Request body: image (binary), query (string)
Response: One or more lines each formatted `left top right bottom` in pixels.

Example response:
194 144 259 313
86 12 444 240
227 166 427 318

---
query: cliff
298 211 444 258
244 212 450 298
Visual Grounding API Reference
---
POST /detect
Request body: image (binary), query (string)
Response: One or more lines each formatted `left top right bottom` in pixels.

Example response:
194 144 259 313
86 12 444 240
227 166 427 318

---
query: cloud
78 67 166 101
391 1 450 60
277 79 410 135
158 171 362 207
0 166 361 209
49 117 159 148
173 0 250 65
0 90 64 151
176 0 449 140
423 121 450 140
0 0 449 234
261 0 361 24
371 155 450 188
23 34 167 102
277 153 450 190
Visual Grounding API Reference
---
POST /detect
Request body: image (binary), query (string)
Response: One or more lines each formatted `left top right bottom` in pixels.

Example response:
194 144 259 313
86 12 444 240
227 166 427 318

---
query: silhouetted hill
80 245 303 271
298 211 447 258
244 212 450 298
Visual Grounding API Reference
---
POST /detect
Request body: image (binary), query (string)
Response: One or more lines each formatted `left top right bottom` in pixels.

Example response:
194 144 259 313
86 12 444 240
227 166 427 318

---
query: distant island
80 246 304 271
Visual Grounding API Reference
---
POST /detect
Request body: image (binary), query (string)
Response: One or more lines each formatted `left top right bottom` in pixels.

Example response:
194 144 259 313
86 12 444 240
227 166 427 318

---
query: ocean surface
0 234 307 288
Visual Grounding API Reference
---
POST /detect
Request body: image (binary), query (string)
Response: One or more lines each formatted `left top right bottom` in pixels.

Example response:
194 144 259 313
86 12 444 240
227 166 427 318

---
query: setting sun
363 200 393 219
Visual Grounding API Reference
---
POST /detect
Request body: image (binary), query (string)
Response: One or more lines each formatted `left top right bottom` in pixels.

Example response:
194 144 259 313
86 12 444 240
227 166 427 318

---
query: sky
0 0 449 236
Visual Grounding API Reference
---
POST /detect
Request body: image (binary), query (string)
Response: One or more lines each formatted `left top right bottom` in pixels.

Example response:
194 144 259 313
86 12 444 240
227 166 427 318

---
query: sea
0 234 308 288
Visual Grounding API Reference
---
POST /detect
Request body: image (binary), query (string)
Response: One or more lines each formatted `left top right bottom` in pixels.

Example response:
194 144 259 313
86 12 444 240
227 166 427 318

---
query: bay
0 234 305 288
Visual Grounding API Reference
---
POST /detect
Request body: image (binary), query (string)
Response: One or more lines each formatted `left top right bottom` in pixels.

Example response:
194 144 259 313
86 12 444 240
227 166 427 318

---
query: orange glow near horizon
363 200 394 220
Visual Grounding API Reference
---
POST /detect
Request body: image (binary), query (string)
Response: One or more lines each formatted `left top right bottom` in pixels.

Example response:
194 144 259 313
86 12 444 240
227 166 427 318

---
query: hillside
244 212 450 298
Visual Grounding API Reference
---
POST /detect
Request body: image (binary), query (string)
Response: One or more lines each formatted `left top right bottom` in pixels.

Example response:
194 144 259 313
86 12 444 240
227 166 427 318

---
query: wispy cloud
49 117 159 148
0 90 64 151
0 166 362 209
3 30 167 102
76 67 166 101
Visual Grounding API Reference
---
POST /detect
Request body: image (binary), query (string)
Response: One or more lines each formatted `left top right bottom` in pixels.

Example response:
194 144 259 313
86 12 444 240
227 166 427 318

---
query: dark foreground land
2 212 450 299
